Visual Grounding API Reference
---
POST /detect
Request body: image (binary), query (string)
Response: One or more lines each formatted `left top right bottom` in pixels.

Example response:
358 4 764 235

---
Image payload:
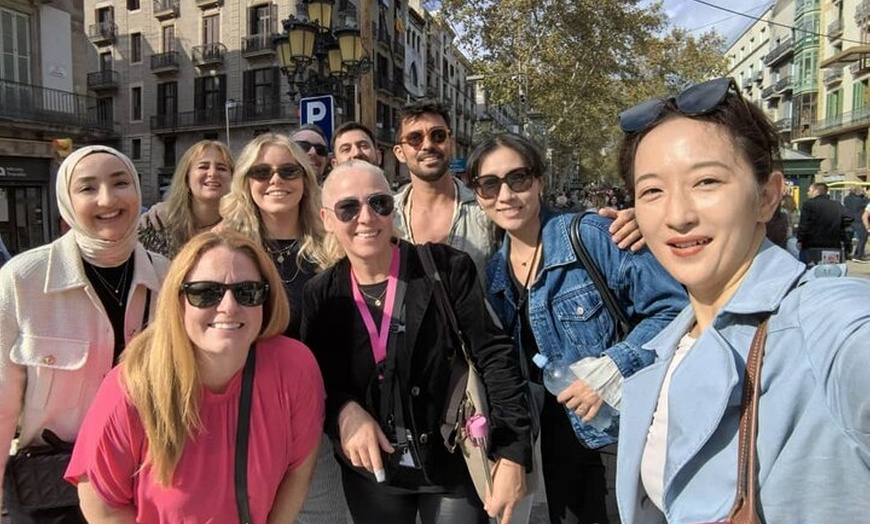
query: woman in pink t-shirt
65 230 324 523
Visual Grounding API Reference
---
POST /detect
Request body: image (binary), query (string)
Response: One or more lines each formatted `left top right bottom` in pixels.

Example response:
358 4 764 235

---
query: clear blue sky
662 0 772 44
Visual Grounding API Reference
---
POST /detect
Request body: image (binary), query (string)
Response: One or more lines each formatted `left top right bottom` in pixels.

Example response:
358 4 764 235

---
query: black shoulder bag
235 345 256 524
569 213 632 340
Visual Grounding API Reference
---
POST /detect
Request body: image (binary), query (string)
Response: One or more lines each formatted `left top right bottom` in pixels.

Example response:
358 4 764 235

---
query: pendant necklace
268 239 298 265
359 284 388 307
86 257 132 307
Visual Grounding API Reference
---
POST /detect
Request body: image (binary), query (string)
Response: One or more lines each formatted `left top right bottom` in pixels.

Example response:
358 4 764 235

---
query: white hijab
56 145 141 267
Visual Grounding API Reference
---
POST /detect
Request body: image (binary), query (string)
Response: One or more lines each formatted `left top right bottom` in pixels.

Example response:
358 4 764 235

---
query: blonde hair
121 230 289 486
320 160 396 266
163 141 235 255
220 133 329 269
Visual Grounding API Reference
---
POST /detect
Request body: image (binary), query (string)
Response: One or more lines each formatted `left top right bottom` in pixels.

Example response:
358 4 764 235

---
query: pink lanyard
350 245 400 365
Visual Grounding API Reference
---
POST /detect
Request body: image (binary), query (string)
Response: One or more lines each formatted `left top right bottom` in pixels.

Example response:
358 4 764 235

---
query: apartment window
131 86 142 121
99 51 112 71
195 74 226 121
131 33 142 63
826 88 842 119
162 25 175 53
127 0 140 10
248 4 276 36
0 7 31 83
163 136 176 168
157 81 177 117
131 138 142 160
243 67 280 115
203 14 219 44
831 140 839 171
96 6 113 25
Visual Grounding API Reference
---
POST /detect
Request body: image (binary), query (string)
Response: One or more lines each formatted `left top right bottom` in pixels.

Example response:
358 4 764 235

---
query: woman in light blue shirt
615 77 870 523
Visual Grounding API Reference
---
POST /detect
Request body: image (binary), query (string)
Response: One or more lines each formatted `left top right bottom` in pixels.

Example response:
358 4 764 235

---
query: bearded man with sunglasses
392 99 494 278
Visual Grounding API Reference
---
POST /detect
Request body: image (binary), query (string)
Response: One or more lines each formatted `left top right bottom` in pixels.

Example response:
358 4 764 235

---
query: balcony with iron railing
192 43 226 67
824 68 844 85
813 106 870 135
87 22 116 45
151 99 296 133
775 75 794 93
828 18 844 39
87 70 120 91
764 37 794 66
0 78 114 131
851 59 870 77
151 51 180 73
154 0 179 19
775 117 793 133
196 0 221 9
242 34 276 57
795 0 819 17
857 0 870 22
762 85 778 99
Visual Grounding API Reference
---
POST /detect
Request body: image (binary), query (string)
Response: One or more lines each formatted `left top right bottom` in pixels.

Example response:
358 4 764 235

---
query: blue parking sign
299 95 335 146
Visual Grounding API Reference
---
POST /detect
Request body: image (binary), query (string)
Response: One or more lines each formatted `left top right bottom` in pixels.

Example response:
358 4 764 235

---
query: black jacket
300 240 531 486
797 195 851 249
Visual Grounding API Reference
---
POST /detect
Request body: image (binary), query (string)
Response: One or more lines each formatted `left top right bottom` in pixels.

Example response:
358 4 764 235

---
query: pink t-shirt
65 336 324 523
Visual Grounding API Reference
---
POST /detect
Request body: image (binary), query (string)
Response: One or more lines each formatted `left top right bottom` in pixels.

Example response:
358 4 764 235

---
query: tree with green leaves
439 0 728 188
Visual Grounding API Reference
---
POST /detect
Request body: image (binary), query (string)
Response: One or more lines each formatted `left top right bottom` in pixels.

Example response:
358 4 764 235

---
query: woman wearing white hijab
0 145 169 523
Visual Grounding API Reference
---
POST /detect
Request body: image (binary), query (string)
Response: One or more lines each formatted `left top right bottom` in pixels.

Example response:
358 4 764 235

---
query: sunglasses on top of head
295 140 329 157
618 77 740 134
181 281 269 308
247 163 304 182
472 167 537 200
399 128 451 149
324 193 395 223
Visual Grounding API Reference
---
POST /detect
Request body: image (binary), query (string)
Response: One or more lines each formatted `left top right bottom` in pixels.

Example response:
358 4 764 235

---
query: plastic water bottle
532 353 615 432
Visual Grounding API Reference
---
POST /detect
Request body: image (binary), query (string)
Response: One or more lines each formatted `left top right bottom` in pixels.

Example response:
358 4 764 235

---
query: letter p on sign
299 95 335 146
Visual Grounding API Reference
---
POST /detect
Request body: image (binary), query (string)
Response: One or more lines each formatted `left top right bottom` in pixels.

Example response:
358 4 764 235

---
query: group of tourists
0 80 868 524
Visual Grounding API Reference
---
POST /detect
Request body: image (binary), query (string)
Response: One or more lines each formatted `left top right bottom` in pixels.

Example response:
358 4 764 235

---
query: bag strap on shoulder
569 213 632 340
235 345 256 524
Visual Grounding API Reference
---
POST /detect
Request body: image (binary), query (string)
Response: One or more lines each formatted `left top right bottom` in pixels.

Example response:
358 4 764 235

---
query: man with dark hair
844 185 868 260
392 99 493 275
797 182 852 264
331 121 381 166
291 124 330 181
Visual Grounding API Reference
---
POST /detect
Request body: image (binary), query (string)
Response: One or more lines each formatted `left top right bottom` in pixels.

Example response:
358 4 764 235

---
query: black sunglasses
399 128 451 149
181 281 269 308
472 167 537 200
247 163 304 182
618 77 739 133
325 193 395 223
295 140 329 157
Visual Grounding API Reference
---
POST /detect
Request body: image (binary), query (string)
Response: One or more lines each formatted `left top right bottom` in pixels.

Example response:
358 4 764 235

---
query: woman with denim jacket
615 78 870 523
467 133 687 524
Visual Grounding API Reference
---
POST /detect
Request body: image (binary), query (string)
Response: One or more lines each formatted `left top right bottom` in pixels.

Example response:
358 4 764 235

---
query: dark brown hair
397 99 451 139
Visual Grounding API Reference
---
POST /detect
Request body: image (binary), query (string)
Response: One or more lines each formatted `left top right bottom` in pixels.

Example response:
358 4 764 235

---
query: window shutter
194 77 204 110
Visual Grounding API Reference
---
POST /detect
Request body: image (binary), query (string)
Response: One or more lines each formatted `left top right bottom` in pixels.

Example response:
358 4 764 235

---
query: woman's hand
337 401 394 480
599 207 645 252
485 458 526 523
137 202 167 231
557 379 605 422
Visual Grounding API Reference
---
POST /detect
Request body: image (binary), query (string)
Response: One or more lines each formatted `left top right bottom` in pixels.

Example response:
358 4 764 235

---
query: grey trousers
296 435 351 524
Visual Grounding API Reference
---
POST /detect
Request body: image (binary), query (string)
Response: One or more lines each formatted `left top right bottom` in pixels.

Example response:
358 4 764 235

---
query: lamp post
225 98 237 150
273 1 371 107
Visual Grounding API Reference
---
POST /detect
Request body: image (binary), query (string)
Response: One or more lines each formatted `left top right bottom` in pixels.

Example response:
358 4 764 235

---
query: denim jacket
486 209 687 448
616 242 870 524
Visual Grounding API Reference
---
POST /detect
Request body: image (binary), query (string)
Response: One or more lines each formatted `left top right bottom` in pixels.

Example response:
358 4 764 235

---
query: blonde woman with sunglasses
220 133 348 523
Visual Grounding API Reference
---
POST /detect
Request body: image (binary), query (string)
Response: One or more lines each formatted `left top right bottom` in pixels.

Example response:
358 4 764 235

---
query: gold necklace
359 285 388 307
86 258 131 307
268 239 299 265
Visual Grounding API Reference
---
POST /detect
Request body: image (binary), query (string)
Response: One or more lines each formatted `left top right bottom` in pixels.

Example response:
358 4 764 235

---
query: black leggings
340 465 487 524
540 393 609 524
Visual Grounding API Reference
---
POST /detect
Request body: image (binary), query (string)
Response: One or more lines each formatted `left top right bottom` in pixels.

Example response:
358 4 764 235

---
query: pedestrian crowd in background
0 86 867 524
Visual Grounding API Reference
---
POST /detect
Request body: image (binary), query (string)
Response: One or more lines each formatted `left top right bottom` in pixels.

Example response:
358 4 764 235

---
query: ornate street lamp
273 1 371 100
